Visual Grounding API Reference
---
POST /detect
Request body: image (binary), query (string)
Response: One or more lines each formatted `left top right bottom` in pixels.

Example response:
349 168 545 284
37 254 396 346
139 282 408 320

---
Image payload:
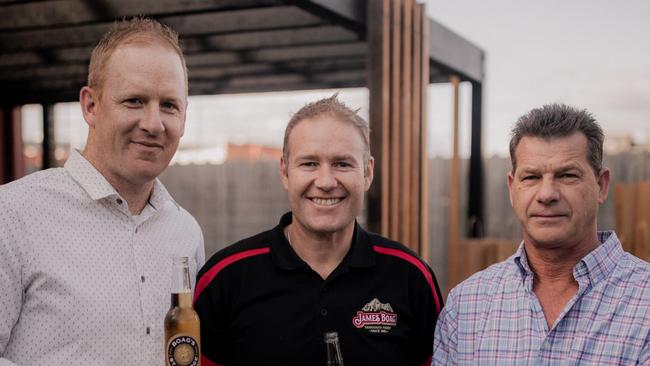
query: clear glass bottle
325 332 344 366
164 257 201 366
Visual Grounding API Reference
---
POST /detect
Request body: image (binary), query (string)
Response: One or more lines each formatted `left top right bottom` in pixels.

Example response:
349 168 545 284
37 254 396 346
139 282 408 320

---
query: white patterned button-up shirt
0 150 205 366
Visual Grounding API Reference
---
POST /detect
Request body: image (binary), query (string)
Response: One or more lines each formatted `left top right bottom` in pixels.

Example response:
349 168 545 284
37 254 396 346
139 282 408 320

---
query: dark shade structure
0 0 485 247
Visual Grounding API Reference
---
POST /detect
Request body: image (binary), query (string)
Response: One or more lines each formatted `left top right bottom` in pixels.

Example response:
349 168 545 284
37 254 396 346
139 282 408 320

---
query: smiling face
80 42 187 189
280 115 374 237
507 132 610 250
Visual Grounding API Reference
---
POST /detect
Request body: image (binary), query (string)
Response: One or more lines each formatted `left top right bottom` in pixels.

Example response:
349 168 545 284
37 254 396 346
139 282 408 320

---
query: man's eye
300 162 317 167
334 162 351 168
521 175 538 181
162 102 178 111
124 99 142 106
559 173 578 179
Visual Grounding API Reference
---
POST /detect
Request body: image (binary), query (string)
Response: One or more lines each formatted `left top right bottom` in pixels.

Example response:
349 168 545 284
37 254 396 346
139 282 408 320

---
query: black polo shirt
194 212 443 366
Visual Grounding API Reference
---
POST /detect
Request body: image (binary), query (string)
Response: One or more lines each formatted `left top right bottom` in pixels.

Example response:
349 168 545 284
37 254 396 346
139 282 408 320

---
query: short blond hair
283 94 371 165
87 17 188 95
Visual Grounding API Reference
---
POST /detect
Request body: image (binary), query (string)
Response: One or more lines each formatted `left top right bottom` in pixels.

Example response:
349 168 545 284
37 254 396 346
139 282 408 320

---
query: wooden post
399 0 413 245
419 3 430 260
367 0 391 236
448 75 461 288
389 0 402 240
410 3 422 253
367 0 430 255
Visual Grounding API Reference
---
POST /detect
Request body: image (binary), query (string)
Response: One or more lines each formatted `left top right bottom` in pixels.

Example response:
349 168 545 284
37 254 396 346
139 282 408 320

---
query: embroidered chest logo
352 298 397 333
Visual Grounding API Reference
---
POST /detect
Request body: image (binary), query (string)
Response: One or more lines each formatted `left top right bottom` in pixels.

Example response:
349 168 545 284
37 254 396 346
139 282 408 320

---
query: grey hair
509 103 604 174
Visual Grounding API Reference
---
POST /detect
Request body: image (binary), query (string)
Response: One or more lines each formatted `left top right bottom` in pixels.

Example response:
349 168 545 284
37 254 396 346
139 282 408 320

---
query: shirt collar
513 230 623 285
270 212 375 271
148 179 178 211
574 231 623 284
513 242 532 278
64 149 178 210
65 149 119 201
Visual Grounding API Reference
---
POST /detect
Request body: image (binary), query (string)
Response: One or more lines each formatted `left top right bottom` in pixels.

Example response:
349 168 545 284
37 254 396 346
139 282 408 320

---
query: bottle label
167 334 199 366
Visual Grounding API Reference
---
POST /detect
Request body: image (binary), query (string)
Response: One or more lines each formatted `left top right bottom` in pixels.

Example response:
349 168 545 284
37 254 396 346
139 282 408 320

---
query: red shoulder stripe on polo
372 245 441 314
193 247 271 304
201 355 223 366
422 354 432 366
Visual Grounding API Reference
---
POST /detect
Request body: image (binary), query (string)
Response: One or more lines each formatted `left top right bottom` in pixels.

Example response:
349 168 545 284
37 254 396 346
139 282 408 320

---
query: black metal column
467 81 484 237
1 107 10 183
1 105 24 184
42 104 55 169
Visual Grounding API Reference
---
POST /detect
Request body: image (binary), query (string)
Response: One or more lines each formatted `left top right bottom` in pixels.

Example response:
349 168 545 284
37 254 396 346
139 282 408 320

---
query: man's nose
536 176 560 204
140 104 165 135
314 166 337 190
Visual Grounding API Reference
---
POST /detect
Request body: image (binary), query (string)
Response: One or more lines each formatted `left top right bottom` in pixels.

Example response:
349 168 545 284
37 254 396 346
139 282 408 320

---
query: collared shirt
433 231 650 365
0 150 204 366
194 212 443 366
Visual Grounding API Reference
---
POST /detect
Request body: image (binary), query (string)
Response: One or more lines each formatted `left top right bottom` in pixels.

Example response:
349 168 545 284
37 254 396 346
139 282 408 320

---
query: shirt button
146 327 150 335
320 308 328 316
141 275 145 283
116 198 123 205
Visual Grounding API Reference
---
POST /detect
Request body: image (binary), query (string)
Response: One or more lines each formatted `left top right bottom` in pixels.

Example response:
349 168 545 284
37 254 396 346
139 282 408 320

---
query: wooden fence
614 181 650 262
160 151 650 294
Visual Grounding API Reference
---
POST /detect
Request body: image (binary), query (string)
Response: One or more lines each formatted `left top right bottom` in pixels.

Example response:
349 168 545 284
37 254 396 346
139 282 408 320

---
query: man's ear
179 99 188 137
364 156 374 191
597 167 611 204
507 171 515 207
79 86 99 128
280 156 289 191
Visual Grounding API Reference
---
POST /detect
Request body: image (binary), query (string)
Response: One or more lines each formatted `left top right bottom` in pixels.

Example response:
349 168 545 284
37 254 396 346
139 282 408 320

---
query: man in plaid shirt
434 104 650 365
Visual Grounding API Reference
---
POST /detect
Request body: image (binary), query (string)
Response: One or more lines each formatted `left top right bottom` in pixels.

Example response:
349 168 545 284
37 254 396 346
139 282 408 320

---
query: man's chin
122 164 165 185
303 219 353 237
525 230 572 249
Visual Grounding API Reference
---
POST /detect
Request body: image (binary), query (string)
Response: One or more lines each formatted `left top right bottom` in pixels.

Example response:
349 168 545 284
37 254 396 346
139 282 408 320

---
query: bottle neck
171 292 193 308
325 332 344 366
170 257 193 308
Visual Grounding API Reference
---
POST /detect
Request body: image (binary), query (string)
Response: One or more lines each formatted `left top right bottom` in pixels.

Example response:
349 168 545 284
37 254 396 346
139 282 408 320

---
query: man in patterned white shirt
0 18 204 365
433 104 650 365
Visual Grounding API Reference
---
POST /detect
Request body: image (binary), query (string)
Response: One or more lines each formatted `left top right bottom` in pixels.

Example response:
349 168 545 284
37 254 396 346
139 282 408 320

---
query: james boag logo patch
352 298 397 333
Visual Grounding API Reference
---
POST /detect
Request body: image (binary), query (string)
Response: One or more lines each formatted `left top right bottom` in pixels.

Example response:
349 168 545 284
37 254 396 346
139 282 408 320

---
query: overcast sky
426 0 650 155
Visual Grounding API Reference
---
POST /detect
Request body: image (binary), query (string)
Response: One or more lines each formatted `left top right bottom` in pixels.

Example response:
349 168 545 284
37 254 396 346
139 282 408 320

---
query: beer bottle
164 257 201 366
324 332 344 366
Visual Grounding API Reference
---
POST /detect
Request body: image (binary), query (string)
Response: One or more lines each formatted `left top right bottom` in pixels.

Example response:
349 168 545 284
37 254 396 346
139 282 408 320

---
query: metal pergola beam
0 0 280 31
428 19 484 83
0 6 323 53
292 0 367 34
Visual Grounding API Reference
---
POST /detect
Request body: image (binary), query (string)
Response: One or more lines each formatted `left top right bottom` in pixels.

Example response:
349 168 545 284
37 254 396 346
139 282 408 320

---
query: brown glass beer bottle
164 257 201 366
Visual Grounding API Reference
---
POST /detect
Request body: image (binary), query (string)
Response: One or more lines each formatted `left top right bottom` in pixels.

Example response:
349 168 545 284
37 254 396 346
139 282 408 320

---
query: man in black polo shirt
194 95 443 366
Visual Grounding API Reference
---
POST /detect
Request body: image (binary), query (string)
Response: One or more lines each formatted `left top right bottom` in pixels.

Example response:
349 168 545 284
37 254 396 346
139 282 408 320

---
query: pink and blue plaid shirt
433 231 650 365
